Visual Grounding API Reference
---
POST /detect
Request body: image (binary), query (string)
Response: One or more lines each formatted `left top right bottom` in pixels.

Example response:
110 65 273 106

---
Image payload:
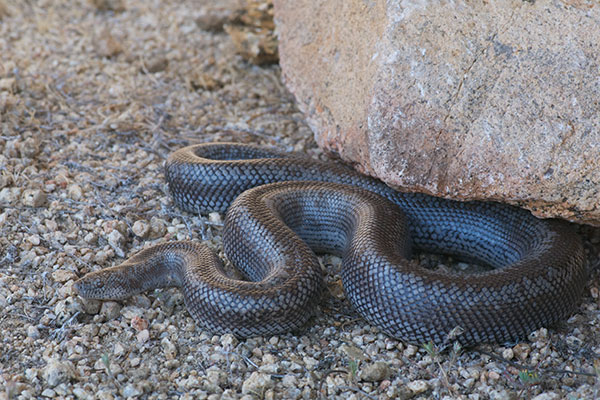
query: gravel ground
1 1 600 399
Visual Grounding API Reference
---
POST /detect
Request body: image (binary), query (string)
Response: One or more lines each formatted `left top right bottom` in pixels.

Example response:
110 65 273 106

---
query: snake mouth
74 275 115 299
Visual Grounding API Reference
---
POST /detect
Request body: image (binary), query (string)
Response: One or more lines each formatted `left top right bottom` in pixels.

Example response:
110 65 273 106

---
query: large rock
274 0 600 225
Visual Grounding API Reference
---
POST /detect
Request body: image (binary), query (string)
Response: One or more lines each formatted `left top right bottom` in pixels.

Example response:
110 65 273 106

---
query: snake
74 142 588 346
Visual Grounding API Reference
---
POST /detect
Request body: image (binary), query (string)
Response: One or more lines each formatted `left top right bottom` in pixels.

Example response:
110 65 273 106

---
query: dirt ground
1 1 599 399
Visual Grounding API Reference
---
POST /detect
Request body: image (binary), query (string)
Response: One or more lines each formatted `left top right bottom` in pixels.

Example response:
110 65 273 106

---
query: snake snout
74 273 129 300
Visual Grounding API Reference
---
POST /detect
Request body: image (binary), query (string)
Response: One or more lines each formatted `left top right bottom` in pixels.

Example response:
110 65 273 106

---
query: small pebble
131 315 149 331
0 77 16 91
44 219 58 231
107 229 125 246
20 137 40 158
340 343 366 361
302 356 318 369
96 28 123 58
259 363 278 374
196 13 229 32
281 375 297 387
0 170 10 188
4 140 19 157
132 220 150 238
67 184 83 200
283 387 302 399
359 361 390 382
0 187 21 204
21 189 46 207
137 329 150 343
352 335 364 346
531 327 548 341
42 359 77 387
488 370 500 380
221 333 238 347
25 368 38 381
288 362 303 373
90 0 125 12
84 232 98 244
100 301 122 320
406 379 428 394
73 387 91 399
121 306 144 319
262 354 276 364
206 367 228 387
27 234 40 245
144 54 168 73
513 343 531 360
107 230 125 256
209 212 222 224
502 348 514 360
114 342 125 357
403 345 418 357
52 269 78 283
121 384 142 398
27 325 40 339
103 220 128 235
379 379 391 392
242 372 273 395
532 393 559 400
96 390 115 400
161 337 178 359
149 217 167 238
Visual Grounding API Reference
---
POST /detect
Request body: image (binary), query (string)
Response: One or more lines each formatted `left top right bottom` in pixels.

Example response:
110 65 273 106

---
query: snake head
74 271 131 300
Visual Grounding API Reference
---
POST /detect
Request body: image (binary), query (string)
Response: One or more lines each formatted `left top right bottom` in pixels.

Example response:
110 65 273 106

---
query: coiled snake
75 142 587 346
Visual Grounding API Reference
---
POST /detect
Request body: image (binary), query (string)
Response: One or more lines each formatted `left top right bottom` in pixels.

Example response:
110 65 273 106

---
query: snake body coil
75 143 587 346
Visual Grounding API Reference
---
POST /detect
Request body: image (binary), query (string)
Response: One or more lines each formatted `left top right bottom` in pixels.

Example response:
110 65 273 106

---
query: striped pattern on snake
74 142 587 346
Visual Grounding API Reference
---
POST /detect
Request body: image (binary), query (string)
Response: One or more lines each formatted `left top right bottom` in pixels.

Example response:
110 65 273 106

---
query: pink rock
274 0 600 225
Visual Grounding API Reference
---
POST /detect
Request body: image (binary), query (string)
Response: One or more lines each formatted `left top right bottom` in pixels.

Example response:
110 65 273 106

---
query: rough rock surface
274 0 600 225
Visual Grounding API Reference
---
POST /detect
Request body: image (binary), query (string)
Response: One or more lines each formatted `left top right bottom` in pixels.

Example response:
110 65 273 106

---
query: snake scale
75 142 587 346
